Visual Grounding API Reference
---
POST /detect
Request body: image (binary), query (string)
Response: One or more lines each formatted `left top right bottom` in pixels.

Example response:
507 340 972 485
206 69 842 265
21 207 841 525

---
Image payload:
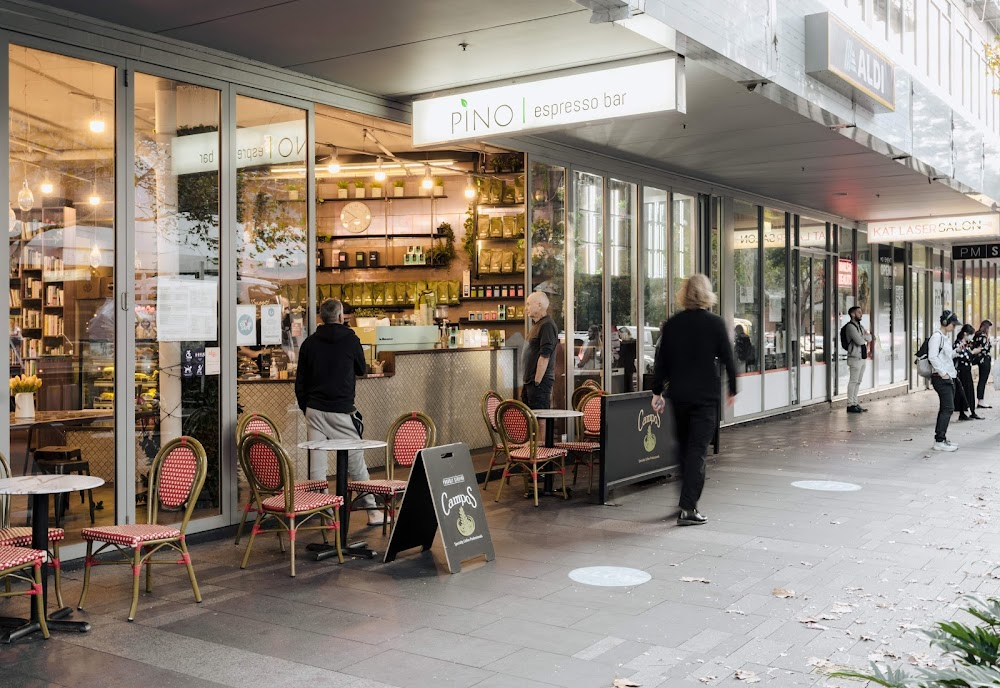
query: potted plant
10 373 41 419
371 180 383 198
287 183 301 201
336 180 349 199
427 222 456 267
353 180 366 199
433 177 445 197
393 179 406 197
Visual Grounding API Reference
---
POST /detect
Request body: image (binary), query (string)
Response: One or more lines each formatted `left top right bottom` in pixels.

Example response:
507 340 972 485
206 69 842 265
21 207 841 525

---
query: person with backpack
841 306 872 413
926 310 961 452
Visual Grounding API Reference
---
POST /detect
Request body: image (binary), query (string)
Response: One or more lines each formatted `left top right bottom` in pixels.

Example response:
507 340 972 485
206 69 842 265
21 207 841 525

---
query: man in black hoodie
296 299 382 525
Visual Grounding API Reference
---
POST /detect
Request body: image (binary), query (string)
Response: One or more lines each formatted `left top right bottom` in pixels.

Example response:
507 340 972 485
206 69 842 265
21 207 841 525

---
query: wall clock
341 201 372 233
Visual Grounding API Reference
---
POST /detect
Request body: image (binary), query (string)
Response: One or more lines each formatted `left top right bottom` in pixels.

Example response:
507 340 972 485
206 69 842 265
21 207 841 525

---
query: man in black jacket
295 299 381 525
651 274 737 526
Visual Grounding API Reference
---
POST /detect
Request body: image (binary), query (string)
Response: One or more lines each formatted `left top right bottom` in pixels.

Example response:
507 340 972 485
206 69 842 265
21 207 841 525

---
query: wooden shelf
319 195 447 202
318 264 443 272
318 233 443 241
475 236 524 242
476 203 525 208
462 296 524 301
460 318 524 324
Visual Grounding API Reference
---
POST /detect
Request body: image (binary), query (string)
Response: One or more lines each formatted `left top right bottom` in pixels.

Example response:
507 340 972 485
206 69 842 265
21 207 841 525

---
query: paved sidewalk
3 389 999 687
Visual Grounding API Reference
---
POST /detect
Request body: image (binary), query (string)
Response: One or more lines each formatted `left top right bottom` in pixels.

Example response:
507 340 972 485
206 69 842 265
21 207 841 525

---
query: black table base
1 493 91 643
537 419 571 499
306 448 377 561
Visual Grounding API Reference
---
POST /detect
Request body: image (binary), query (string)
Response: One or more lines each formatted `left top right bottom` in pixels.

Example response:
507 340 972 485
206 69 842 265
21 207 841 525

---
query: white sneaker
932 441 958 452
367 510 385 526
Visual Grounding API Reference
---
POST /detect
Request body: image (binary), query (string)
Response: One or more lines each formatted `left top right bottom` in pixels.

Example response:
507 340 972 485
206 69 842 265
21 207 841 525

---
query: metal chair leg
32 563 49 639
180 539 201 603
50 540 63 609
128 547 141 621
240 514 263 570
77 540 94 610
532 466 539 507
145 547 153 594
288 517 296 578
234 501 251 545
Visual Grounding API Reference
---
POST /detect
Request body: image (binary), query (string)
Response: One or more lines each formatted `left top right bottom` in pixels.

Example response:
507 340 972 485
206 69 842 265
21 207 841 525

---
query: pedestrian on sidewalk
651 273 737 526
954 324 983 421
295 298 383 526
521 290 558 410
972 320 993 408
929 310 960 452
842 306 872 413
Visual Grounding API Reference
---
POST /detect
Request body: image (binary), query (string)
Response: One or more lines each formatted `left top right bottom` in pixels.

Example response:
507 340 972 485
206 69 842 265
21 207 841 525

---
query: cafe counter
237 346 518 477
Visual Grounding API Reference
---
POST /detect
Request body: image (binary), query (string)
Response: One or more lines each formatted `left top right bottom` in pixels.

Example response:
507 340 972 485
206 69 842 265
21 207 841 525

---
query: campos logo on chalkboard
441 476 479 541
639 410 660 452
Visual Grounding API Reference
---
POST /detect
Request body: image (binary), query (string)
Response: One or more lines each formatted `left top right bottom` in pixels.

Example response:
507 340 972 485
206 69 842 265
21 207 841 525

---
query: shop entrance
796 250 829 404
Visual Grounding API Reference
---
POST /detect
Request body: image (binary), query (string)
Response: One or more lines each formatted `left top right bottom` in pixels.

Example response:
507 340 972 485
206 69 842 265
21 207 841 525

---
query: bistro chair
234 412 329 546
0 451 66 608
0 545 49 640
480 391 505 489
556 390 603 495
347 412 436 536
239 433 343 576
494 399 568 507
77 436 207 622
571 381 603 411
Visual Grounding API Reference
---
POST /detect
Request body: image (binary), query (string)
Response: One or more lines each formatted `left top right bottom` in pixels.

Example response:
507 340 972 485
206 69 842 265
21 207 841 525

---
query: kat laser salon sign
411 58 685 147
867 214 1000 243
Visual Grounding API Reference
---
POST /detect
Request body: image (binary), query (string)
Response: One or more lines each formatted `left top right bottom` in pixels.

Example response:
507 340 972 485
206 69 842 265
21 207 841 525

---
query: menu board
156 277 218 342
599 391 679 503
384 443 495 574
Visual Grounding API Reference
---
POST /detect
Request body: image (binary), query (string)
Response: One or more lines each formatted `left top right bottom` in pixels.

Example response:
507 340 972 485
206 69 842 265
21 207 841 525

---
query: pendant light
373 156 386 182
464 175 477 200
89 100 105 134
40 180 53 195
17 179 34 212
421 165 434 190
326 147 341 174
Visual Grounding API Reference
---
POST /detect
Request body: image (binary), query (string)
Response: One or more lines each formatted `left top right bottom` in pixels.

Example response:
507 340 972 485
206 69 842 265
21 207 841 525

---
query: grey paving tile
482 648 636 688
470 617 606 656
384 628 518 667
342 649 493 688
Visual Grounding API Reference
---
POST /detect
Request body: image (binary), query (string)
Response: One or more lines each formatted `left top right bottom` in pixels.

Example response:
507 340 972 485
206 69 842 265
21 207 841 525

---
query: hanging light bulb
9 203 17 236
89 194 101 206
421 165 434 190
17 179 34 211
89 243 101 268
464 175 477 200
40 180 53 195
373 157 387 182
326 148 341 174
89 100 105 134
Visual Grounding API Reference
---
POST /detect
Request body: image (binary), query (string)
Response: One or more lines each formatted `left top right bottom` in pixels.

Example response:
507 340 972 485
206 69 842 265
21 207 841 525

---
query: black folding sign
384 443 494 574
599 391 679 503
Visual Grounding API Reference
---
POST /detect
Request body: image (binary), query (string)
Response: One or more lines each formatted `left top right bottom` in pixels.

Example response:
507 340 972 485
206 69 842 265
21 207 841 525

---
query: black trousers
671 401 717 511
957 368 976 415
978 357 992 401
520 378 553 410
932 377 955 442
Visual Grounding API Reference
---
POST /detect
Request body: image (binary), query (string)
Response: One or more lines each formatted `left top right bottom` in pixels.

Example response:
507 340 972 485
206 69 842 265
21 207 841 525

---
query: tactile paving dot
568 566 652 587
791 480 862 492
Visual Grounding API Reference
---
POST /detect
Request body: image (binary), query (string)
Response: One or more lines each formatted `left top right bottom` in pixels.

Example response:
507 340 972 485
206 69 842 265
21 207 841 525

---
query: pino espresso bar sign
412 58 685 147
806 12 895 112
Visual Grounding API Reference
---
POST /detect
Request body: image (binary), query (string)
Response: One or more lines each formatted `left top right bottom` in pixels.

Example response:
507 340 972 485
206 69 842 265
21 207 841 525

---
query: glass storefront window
572 171 604 393
709 196 722 313
856 233 873 392
836 226 854 396
608 179 637 393
671 192 697 314
529 161 566 403
733 201 761 416
892 247 907 384
641 186 667 390
877 244 893 387
763 209 787 410
133 73 222 520
8 45 116 540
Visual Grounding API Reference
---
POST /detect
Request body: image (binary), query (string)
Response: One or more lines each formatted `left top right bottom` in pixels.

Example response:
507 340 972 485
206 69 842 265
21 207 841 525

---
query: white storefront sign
412 58 685 147
867 214 1000 243
171 120 306 176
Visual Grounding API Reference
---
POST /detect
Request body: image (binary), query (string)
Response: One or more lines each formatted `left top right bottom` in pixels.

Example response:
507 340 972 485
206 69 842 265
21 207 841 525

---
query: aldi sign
806 12 895 112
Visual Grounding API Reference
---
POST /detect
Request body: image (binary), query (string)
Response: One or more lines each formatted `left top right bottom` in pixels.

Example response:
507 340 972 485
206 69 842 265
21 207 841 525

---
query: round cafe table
0 473 105 643
298 438 387 561
531 409 583 498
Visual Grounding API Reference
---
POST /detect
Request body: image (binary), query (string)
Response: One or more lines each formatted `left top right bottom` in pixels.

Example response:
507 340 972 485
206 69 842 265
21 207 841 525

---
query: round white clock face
341 201 372 233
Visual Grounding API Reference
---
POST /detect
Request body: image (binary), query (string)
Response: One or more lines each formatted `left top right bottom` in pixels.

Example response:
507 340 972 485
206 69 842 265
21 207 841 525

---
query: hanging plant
427 222 456 267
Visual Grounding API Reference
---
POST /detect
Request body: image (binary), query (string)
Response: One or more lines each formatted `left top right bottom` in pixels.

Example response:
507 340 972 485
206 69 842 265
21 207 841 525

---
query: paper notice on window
156 277 218 342
260 304 282 345
236 305 257 345
204 347 220 375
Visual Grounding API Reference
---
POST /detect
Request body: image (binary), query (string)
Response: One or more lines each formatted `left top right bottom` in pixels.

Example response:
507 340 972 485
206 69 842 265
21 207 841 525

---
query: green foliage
427 222 456 267
337 180 350 189
832 596 1000 687
353 179 366 188
462 204 477 263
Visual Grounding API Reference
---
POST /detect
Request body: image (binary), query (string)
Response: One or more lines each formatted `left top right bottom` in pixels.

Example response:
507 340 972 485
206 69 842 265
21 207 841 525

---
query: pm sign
412 58 685 147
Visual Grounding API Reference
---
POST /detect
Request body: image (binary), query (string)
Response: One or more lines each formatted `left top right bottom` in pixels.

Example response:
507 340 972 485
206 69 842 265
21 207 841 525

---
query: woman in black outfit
972 320 993 408
954 325 983 421
651 274 737 526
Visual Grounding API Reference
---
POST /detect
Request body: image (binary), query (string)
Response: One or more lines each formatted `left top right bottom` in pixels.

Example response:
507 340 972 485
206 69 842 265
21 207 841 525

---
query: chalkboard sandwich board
384 443 495 574
599 391 679 503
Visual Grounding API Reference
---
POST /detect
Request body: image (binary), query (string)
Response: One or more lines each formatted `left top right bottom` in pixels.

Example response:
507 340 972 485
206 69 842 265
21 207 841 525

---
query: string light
373 156 386 182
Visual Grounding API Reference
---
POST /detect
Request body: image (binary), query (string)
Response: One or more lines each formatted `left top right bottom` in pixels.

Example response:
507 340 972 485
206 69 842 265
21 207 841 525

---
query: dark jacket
651 309 737 404
294 323 366 414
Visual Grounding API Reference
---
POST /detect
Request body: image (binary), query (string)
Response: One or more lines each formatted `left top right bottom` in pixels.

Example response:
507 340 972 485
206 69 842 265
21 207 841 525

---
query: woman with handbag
953 325 983 421
972 320 993 408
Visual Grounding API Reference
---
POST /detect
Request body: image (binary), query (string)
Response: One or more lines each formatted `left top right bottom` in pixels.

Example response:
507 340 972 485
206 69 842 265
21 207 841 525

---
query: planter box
433 186 445 197
337 189 348 199
371 188 383 198
354 188 366 198
394 186 405 197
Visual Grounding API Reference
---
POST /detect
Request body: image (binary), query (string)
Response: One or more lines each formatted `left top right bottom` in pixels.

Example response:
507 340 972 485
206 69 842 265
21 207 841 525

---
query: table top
10 409 115 430
298 439 388 451
532 409 584 419
0 474 105 495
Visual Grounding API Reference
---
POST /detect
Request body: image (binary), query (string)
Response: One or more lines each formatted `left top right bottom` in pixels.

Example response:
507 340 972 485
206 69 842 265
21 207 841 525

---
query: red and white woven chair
0 451 66 608
480 391 505 489
77 436 207 621
494 399 568 506
239 433 343 576
234 413 328 546
347 412 436 536
0 545 48 640
556 390 603 494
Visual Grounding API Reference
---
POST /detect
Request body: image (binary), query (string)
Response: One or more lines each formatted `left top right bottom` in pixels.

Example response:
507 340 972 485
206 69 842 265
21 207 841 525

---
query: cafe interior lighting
17 178 34 211
464 176 477 199
326 147 341 174
421 165 433 190
88 194 101 205
373 157 387 182
89 100 106 134
40 180 53 194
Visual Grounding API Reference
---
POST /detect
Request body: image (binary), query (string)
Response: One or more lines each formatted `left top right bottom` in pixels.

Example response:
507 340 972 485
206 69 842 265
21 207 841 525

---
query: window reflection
572 172 603 393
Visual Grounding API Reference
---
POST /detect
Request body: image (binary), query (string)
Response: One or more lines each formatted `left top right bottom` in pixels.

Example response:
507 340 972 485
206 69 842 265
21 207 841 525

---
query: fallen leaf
698 675 717 684
830 604 853 614
680 577 711 584
772 587 795 598
612 680 640 688
734 669 761 683
804 622 829 630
